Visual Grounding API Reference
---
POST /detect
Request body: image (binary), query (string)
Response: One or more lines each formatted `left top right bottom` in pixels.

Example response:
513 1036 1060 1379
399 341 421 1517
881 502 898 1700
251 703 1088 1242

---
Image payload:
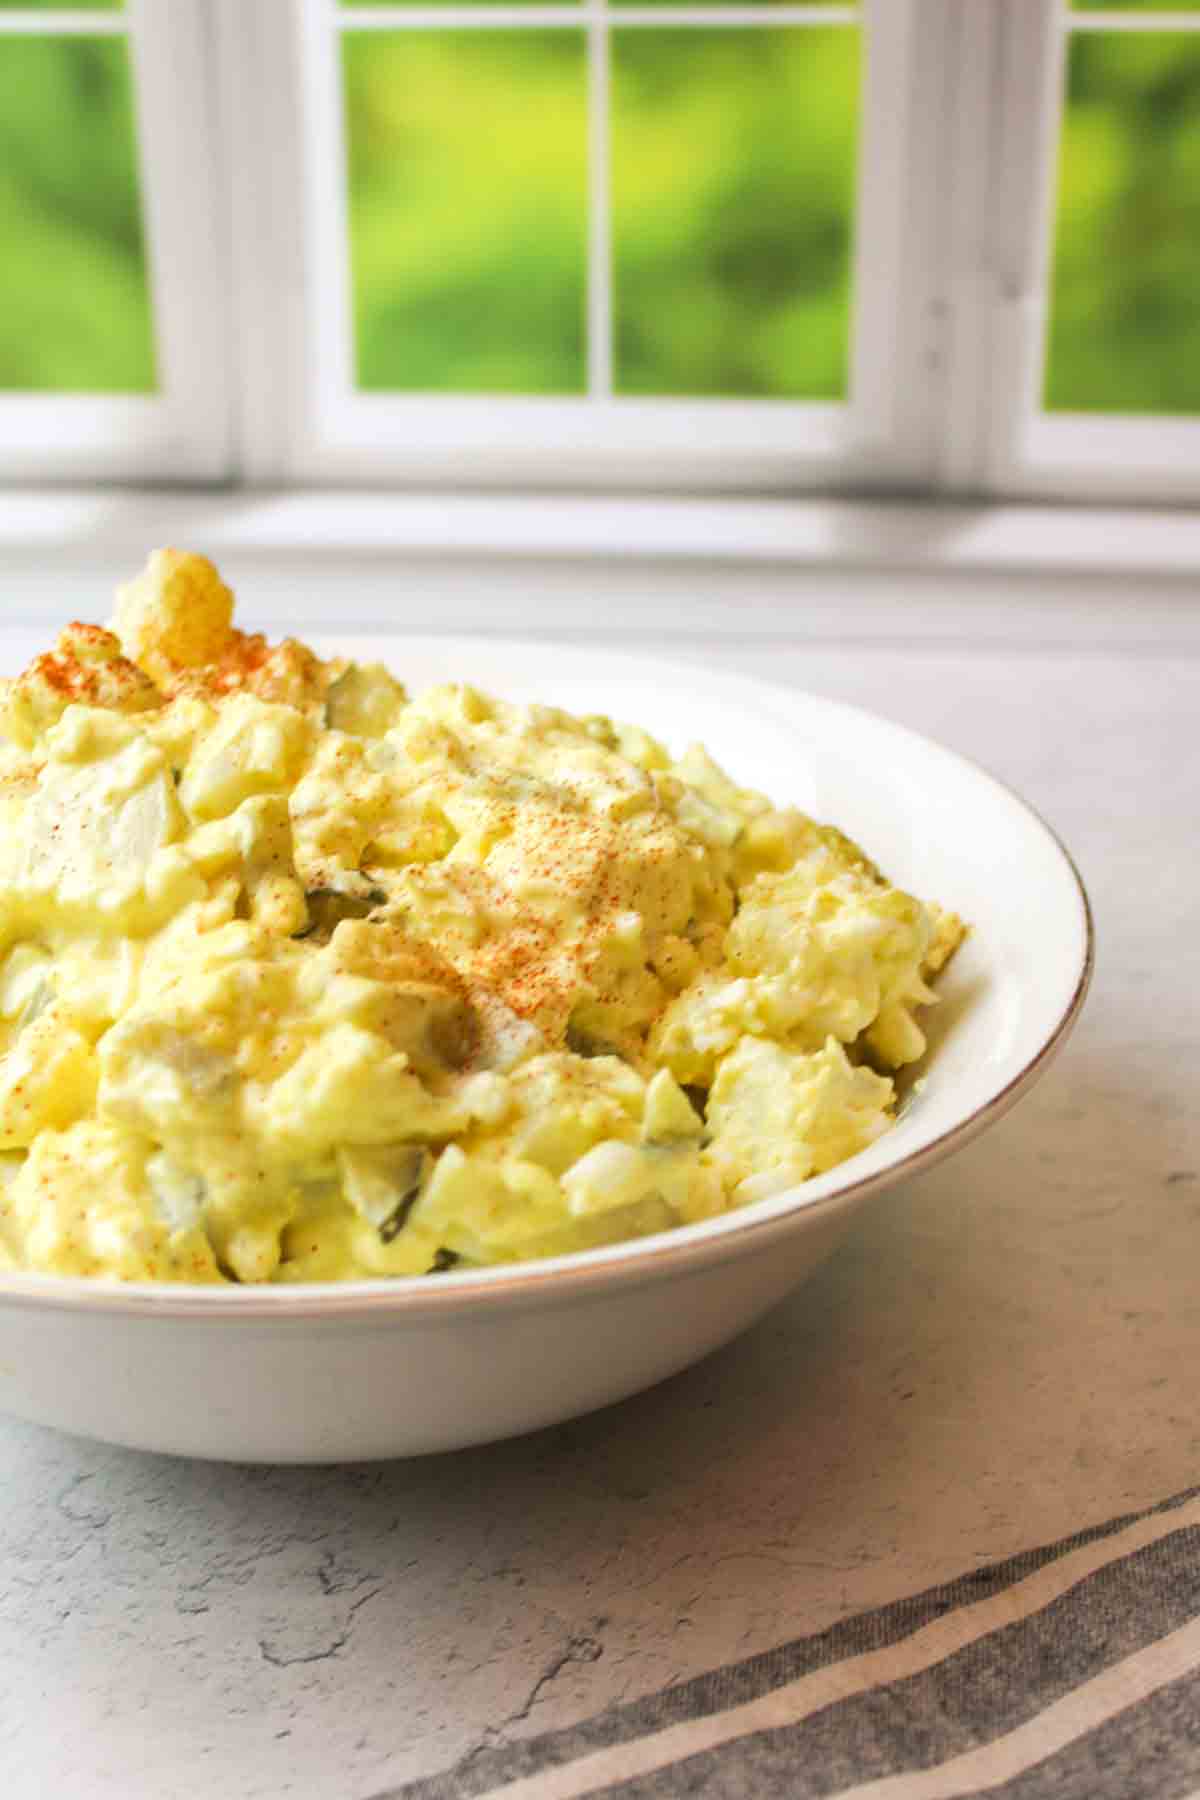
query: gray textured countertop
1 593 1197 1800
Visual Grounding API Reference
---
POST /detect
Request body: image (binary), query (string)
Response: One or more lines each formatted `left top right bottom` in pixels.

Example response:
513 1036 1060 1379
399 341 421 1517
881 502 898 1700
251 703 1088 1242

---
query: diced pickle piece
338 1143 430 1240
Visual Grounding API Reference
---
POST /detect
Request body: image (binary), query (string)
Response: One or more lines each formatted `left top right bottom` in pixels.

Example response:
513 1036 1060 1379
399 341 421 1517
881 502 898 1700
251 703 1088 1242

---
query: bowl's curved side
0 1190 866 1462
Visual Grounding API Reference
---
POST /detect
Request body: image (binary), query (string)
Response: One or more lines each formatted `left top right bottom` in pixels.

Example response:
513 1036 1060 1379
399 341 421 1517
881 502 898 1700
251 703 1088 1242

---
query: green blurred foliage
346 27 859 400
344 32 588 393
1046 31 1200 412
0 34 155 392
7 12 1197 418
612 28 858 398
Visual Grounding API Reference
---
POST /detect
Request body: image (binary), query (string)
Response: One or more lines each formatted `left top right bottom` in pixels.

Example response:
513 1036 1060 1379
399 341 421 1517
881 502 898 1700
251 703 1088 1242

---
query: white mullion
0 10 124 33
846 0 936 480
998 0 1068 438
982 0 1066 494
125 0 230 478
892 0 966 488
212 0 306 483
301 0 361 443
588 0 612 396
931 0 1069 497
931 0 1003 493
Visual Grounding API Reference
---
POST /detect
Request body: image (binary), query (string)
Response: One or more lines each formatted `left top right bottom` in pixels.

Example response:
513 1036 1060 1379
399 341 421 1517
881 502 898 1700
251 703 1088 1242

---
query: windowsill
1 488 1200 579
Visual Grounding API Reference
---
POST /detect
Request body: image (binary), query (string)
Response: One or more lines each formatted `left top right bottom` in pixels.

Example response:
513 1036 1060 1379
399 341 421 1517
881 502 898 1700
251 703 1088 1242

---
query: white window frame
940 0 1200 505
216 0 948 492
0 1 230 484
3 0 1199 511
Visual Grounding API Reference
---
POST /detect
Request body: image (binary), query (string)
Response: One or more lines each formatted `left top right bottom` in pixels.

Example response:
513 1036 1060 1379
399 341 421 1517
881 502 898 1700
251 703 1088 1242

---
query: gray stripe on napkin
971 1665 1200 1800
378 1484 1200 1800
578 1518 1200 1798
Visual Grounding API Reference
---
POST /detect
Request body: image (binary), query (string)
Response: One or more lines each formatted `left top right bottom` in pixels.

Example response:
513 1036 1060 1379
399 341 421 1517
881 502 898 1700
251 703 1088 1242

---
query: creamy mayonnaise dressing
0 552 964 1282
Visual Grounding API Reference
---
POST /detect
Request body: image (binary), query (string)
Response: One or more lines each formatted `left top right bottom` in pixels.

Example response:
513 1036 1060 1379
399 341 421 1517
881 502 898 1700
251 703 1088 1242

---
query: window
958 0 1200 500
1047 8 1200 418
336 18 860 405
0 3 154 395
237 0 935 489
0 0 228 481
3 0 1198 502
247 0 933 489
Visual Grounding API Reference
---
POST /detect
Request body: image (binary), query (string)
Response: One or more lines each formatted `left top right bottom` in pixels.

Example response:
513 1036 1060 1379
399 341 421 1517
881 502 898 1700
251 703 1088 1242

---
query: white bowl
0 638 1091 1463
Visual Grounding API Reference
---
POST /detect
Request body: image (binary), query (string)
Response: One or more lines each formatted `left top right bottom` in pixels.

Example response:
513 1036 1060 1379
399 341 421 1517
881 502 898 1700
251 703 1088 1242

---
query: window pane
0 2 122 10
0 36 155 392
612 28 859 400
343 31 587 394
1045 32 1200 413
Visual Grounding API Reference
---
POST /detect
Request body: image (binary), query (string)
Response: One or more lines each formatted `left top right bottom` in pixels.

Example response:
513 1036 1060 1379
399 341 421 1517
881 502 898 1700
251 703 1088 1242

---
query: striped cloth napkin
384 1485 1200 1800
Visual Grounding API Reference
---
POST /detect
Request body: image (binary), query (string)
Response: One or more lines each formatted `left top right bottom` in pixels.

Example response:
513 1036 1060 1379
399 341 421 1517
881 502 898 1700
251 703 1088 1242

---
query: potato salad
0 553 964 1284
